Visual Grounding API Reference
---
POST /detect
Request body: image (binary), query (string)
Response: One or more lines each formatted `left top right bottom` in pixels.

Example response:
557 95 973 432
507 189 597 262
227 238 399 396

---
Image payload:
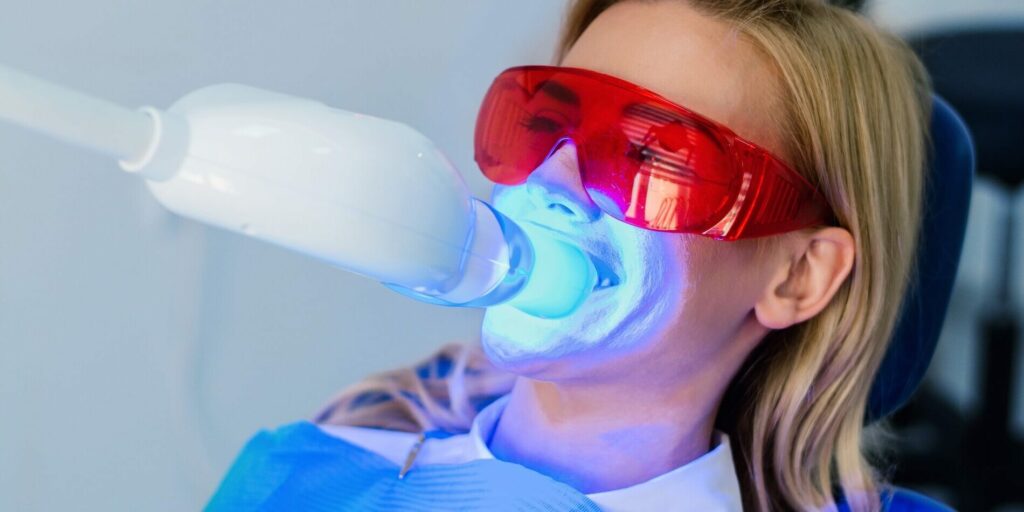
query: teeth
590 255 620 291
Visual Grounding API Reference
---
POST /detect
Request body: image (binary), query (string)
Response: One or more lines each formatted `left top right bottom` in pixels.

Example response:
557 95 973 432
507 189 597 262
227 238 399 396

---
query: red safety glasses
474 65 834 240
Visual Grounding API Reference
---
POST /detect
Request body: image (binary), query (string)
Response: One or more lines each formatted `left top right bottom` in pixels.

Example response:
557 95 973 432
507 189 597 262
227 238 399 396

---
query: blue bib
206 421 602 511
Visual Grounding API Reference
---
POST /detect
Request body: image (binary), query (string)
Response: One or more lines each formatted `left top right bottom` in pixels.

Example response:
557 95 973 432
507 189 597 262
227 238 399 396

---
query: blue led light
480 179 690 364
504 221 597 318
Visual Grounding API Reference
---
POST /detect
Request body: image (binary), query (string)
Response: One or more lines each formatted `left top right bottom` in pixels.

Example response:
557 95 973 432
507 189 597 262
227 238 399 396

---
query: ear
754 227 855 330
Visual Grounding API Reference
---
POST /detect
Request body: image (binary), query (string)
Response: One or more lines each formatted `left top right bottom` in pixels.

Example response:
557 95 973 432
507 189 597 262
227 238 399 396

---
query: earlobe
753 228 855 330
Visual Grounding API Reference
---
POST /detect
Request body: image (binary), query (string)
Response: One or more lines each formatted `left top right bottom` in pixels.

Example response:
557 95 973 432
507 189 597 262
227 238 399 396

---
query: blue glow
480 187 685 365
206 421 600 510
505 221 596 318
479 141 700 376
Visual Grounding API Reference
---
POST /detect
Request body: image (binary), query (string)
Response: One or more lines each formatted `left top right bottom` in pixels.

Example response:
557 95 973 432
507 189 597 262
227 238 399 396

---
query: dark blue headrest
866 96 975 422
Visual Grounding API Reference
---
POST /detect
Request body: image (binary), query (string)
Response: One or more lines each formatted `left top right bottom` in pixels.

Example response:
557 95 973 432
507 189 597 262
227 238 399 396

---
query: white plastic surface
143 84 489 294
0 62 154 163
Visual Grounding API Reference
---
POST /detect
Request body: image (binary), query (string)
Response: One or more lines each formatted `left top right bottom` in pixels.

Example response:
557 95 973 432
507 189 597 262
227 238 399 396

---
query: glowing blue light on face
481 182 688 369
505 221 597 319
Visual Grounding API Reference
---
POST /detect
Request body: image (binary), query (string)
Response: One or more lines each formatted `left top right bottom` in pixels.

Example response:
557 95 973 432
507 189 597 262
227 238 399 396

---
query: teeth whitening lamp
0 64 599 318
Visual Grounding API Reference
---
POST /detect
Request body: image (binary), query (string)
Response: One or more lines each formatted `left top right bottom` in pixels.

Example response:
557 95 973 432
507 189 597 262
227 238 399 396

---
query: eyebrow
535 79 581 106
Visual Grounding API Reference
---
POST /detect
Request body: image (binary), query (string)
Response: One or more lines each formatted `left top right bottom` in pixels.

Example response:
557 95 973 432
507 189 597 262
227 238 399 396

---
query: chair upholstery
838 486 957 511
836 98 973 511
882 487 956 512
866 96 975 422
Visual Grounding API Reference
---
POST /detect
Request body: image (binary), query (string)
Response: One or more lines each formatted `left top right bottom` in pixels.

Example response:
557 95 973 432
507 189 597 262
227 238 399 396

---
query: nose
525 141 602 223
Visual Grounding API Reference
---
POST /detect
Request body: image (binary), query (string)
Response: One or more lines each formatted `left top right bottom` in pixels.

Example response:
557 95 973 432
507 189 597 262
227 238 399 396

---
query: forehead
561 0 788 159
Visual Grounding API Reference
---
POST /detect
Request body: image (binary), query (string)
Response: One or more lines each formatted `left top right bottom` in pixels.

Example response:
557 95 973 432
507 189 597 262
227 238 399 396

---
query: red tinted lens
476 67 831 239
475 71 580 185
580 102 740 232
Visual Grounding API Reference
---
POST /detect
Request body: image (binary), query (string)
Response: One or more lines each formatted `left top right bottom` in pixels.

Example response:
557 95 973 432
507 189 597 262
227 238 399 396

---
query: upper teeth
590 255 620 291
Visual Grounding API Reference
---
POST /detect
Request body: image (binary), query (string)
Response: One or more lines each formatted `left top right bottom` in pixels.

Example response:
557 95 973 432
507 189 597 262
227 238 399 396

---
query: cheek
665 239 769 356
627 236 754 348
481 186 708 357
593 229 693 351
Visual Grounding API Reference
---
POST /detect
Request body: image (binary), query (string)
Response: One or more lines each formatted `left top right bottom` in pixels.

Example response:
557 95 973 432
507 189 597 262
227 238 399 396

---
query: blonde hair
317 1 932 510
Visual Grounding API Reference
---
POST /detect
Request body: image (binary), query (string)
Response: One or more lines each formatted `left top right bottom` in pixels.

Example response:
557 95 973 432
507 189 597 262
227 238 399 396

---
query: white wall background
0 1 1022 511
0 2 566 510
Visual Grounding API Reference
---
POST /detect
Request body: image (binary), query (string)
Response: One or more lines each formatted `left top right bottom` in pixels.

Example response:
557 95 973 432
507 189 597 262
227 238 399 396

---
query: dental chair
889 27 1024 511
835 97 974 511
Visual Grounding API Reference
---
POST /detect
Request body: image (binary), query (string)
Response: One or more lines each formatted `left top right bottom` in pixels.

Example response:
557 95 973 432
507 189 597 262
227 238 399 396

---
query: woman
210 0 931 510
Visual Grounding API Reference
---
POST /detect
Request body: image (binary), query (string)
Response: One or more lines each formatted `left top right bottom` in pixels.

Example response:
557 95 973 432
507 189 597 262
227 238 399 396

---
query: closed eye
520 114 564 133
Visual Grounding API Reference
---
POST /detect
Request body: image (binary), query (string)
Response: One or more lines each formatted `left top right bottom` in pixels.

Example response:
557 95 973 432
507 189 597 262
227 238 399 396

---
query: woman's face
481 0 789 381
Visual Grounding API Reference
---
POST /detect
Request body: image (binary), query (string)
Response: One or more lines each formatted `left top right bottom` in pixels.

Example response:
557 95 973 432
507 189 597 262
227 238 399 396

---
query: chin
479 329 579 380
481 327 623 386
480 332 552 373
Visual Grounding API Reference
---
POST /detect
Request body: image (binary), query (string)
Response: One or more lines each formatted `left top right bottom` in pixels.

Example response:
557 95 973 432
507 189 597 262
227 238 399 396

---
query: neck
488 368 724 493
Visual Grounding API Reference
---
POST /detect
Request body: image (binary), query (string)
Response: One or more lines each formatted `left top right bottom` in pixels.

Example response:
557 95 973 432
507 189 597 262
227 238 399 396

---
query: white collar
463 394 743 512
319 394 744 511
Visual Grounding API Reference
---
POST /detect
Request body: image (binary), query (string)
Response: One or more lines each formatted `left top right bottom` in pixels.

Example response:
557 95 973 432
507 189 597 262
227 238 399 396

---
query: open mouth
589 253 621 291
523 220 621 292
